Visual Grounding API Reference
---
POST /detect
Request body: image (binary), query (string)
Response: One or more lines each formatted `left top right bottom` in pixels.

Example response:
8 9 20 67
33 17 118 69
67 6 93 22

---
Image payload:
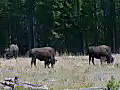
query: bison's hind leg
89 56 92 65
31 56 36 68
47 63 50 68
31 61 34 68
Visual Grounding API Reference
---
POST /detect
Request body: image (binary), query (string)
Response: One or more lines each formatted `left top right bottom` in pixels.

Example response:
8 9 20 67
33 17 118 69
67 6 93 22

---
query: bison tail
27 49 33 57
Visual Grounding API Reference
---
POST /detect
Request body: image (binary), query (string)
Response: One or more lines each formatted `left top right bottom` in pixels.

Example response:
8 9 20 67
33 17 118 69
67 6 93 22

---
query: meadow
0 55 120 89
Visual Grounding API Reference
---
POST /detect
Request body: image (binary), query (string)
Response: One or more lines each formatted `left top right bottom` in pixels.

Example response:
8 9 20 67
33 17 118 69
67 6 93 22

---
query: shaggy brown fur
29 47 57 68
88 45 114 65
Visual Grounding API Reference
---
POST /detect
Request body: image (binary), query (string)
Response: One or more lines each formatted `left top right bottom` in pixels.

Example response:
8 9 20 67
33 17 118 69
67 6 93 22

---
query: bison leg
100 57 103 65
44 59 50 68
51 63 54 68
47 63 50 68
89 56 91 65
44 62 46 68
31 56 36 68
13 50 16 59
92 57 95 65
14 51 18 59
14 52 17 59
106 56 110 64
51 60 55 68
44 61 49 68
31 60 34 68
33 59 37 67
47 60 51 68
44 59 48 68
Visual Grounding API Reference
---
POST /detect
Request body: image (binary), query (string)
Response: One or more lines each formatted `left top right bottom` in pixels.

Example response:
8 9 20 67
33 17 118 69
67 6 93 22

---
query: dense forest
0 0 120 55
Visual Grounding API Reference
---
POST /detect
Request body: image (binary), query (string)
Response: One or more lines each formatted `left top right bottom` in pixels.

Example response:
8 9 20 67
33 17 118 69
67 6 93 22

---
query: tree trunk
26 0 36 49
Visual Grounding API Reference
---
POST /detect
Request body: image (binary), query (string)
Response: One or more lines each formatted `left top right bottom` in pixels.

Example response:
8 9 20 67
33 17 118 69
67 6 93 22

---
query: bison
29 47 57 68
3 44 19 59
6 44 19 59
88 45 114 65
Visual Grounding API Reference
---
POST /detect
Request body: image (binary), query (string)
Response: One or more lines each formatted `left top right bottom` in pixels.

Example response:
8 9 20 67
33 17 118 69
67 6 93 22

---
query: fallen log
0 77 48 90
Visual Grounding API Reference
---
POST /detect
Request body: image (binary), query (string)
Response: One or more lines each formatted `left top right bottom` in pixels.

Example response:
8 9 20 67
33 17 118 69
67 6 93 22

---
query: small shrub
107 76 120 90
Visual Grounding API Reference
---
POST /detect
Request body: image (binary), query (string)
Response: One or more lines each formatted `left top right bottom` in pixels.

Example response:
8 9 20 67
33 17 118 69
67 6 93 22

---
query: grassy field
0 55 120 89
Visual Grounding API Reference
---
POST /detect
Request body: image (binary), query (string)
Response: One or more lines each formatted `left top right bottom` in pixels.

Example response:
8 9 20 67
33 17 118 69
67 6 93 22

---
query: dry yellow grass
0 55 120 89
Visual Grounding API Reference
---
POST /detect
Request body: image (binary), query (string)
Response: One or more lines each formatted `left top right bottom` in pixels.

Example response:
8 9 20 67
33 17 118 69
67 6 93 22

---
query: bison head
55 59 57 62
110 57 114 63
106 56 114 64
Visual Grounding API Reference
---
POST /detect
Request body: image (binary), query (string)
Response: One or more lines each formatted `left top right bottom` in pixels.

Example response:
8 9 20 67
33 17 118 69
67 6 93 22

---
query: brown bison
29 47 57 68
88 45 114 65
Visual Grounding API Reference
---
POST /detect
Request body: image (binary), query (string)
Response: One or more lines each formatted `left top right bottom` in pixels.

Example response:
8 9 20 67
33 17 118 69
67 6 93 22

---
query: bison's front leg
13 51 17 59
106 56 111 64
44 62 50 68
51 60 55 68
14 51 18 59
47 63 50 68
92 57 95 65
51 63 54 68
31 56 36 68
47 61 51 68
44 59 50 68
